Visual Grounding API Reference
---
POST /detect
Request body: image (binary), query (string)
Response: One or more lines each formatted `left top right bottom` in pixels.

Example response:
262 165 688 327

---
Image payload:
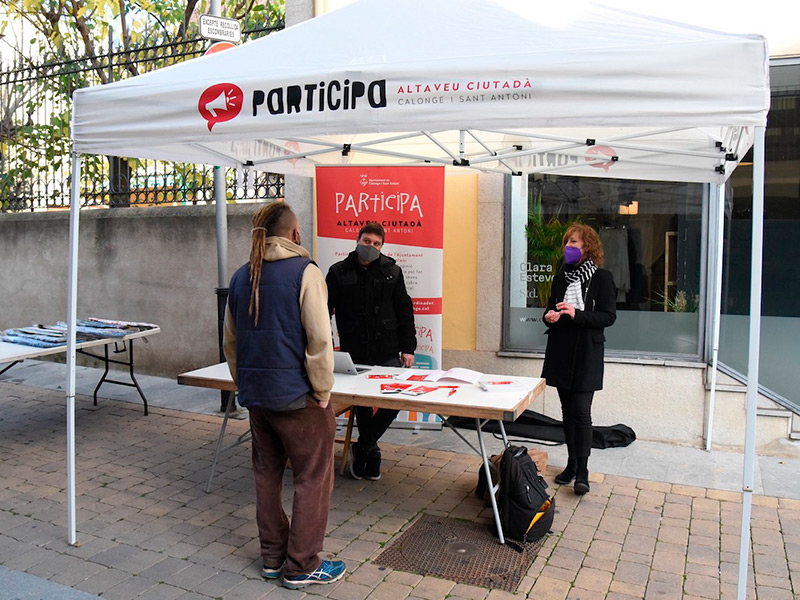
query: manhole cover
375 513 548 592
445 541 480 556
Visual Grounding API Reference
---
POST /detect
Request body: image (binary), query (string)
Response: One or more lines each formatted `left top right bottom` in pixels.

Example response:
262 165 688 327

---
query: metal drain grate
374 513 546 592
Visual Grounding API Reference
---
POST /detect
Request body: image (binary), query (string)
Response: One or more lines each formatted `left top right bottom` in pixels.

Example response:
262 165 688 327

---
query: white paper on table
396 367 484 385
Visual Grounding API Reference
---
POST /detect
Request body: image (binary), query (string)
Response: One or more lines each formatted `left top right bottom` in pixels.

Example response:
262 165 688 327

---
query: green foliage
652 289 699 313
1 0 285 211
525 188 581 307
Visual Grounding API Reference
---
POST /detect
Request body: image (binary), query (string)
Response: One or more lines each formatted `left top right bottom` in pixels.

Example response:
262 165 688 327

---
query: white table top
0 326 161 364
178 363 545 422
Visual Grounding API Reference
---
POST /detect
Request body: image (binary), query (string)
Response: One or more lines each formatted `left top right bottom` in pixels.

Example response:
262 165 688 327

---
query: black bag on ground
496 445 554 543
448 410 636 449
592 423 636 449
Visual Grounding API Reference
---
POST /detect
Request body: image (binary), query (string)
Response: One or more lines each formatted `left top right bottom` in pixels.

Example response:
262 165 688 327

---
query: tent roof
71 0 770 183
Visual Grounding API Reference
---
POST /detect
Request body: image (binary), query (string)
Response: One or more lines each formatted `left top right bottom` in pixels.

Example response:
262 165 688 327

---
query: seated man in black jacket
326 222 416 481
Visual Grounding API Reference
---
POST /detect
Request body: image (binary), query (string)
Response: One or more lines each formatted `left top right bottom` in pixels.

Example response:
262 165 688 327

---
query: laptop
333 351 371 375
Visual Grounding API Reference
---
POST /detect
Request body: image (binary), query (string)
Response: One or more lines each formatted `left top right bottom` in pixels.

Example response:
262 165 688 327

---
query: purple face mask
564 245 582 265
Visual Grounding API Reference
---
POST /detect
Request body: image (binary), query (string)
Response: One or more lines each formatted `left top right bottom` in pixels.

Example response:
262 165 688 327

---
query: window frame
501 173 710 362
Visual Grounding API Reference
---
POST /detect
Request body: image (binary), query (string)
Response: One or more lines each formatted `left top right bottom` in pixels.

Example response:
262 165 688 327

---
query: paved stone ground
1 380 798 599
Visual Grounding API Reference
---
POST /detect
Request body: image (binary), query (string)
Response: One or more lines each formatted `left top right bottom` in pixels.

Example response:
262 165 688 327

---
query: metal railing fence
1 15 284 213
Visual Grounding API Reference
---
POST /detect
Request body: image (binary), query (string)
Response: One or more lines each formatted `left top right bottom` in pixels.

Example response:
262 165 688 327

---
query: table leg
206 390 238 493
441 415 482 455
0 360 22 376
497 419 510 447
92 344 111 407
476 417 505 544
84 340 149 415
339 409 355 476
124 340 148 415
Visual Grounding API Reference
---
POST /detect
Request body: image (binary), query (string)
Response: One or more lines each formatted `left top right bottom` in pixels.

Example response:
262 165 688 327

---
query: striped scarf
563 259 597 311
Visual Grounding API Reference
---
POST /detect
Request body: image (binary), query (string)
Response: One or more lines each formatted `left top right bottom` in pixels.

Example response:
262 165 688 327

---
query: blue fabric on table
1 334 65 348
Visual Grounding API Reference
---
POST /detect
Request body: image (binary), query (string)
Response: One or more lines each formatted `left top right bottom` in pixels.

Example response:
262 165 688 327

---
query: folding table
0 326 161 414
178 362 545 544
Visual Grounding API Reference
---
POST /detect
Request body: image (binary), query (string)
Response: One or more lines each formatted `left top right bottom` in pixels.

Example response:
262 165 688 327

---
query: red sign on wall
316 166 444 249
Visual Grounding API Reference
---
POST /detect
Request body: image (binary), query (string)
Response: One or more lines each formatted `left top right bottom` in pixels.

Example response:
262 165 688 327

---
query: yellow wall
442 173 479 350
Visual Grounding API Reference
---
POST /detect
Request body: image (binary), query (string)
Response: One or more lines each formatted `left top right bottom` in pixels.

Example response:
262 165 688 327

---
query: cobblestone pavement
1 380 798 599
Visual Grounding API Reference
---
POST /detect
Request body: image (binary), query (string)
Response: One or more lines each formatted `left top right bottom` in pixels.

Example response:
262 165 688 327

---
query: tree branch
116 0 140 77
182 0 200 40
66 0 110 84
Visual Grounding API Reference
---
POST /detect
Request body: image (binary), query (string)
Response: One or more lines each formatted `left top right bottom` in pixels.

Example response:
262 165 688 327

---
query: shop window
721 60 800 410
504 174 704 357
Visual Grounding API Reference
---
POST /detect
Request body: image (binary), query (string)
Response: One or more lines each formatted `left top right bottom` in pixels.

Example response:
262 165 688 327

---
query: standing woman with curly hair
541 224 616 495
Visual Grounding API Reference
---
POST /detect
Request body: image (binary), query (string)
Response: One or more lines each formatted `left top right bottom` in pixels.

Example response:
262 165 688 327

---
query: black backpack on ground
496 445 554 543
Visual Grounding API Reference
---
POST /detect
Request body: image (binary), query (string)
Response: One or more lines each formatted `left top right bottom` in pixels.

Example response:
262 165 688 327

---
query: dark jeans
354 406 400 453
248 396 336 577
355 356 402 453
557 388 595 458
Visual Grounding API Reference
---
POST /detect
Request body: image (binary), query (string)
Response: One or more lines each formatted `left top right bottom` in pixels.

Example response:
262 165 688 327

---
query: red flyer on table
368 374 396 379
405 374 430 381
401 385 440 396
478 379 526 392
380 382 412 394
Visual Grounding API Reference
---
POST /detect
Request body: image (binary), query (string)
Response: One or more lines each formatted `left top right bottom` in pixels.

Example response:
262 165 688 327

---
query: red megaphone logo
585 145 618 172
198 83 243 132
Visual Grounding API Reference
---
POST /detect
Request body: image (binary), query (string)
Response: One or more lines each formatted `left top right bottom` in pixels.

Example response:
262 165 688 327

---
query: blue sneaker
283 560 346 589
261 565 281 580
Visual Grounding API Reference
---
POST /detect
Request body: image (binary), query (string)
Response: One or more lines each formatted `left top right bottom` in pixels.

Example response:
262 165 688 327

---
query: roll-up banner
316 165 444 428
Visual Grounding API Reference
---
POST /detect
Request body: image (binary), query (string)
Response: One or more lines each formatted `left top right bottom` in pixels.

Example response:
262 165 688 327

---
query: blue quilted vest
228 256 312 411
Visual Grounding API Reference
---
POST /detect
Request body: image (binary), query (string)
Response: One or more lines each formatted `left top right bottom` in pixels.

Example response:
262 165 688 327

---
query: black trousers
355 356 402 453
354 406 400 453
557 388 594 458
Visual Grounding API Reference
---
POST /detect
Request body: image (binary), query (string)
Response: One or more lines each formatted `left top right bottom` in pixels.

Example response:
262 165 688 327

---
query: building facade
283 1 800 450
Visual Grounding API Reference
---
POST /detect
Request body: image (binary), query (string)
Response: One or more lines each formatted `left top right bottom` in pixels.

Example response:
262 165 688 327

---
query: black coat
326 251 416 365
541 266 616 391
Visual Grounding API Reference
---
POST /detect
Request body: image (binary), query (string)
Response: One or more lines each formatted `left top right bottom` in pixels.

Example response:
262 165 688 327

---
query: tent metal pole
483 128 728 160
293 131 429 146
209 0 230 415
423 130 459 161
705 183 725 451
515 154 714 177
213 165 228 412
737 125 765 600
221 147 334 167
214 166 227 289
66 151 82 546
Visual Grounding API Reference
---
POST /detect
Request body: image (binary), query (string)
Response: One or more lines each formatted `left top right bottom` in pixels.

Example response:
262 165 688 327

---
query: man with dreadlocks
223 202 345 590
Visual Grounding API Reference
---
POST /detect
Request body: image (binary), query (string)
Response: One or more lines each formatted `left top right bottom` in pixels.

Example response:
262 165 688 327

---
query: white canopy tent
69 0 769 596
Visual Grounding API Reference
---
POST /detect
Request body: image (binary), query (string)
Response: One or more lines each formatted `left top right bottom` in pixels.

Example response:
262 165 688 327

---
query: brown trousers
248 396 336 577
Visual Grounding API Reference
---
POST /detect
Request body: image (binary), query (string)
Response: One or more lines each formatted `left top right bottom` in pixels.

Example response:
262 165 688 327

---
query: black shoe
364 448 381 481
574 456 589 495
554 459 576 485
349 446 366 480
574 478 590 495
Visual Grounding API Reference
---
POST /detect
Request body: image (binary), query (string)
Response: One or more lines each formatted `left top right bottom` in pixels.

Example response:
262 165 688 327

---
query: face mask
564 245 582 265
356 244 381 263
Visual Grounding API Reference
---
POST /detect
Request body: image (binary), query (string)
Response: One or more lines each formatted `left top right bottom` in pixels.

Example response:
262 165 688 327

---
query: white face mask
355 243 380 263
